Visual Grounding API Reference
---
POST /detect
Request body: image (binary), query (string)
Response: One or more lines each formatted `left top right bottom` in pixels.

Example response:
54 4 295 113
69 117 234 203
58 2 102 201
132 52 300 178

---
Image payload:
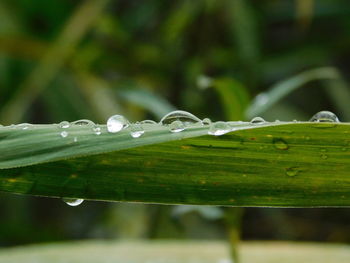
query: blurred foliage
1 0 350 248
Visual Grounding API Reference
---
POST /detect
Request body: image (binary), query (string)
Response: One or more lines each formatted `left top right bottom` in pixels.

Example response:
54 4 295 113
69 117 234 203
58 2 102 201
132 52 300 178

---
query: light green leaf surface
1 121 350 207
0 240 350 263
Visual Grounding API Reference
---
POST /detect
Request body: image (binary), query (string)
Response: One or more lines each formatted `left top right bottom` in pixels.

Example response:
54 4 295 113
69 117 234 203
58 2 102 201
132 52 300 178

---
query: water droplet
17 123 31 130
250 117 265 124
107 115 129 133
202 118 212 125
286 167 299 177
130 123 145 138
73 137 78 142
160 110 201 126
273 138 289 150
59 121 70 129
310 111 339 122
93 125 101 135
169 120 185 133
320 154 328 160
71 119 95 126
63 198 84 206
208 121 231 136
60 131 68 138
140 120 157 125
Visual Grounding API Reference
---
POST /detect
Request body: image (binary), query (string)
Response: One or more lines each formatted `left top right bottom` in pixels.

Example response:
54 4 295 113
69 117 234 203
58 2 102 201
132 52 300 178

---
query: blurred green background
1 0 350 248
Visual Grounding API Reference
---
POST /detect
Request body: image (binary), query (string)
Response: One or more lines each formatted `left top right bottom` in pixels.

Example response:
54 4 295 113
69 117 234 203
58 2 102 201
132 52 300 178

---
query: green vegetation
1 0 350 262
1 121 350 207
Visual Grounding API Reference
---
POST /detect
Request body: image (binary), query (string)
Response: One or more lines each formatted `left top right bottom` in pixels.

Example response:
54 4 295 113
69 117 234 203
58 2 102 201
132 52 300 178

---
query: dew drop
59 121 70 129
202 118 212 125
17 123 31 130
71 119 95 127
250 117 266 124
93 125 101 135
169 120 185 133
160 110 201 126
63 198 84 206
73 137 78 142
130 123 145 138
107 115 129 133
309 111 339 122
208 121 231 136
60 131 68 138
320 154 328 160
140 120 157 125
273 138 289 150
286 167 299 177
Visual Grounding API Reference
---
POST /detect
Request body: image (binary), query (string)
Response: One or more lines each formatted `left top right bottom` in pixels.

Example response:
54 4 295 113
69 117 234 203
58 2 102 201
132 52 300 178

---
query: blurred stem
224 208 244 263
0 0 110 124
295 0 314 31
227 0 260 89
74 71 123 123
322 77 350 122
246 67 346 119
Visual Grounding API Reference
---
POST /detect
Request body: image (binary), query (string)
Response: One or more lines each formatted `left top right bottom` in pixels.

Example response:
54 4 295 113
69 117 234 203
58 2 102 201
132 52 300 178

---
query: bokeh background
1 0 350 249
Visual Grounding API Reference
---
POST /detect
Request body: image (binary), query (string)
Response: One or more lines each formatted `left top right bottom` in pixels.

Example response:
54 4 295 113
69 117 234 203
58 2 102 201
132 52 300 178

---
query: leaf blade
1 122 350 207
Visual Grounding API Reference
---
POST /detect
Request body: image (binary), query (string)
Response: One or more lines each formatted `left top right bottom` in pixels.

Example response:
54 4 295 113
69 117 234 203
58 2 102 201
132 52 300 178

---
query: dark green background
1 0 350 246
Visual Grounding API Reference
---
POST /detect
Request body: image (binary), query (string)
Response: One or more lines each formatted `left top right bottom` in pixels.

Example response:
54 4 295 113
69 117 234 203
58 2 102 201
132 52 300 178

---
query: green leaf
1 121 350 207
211 77 250 120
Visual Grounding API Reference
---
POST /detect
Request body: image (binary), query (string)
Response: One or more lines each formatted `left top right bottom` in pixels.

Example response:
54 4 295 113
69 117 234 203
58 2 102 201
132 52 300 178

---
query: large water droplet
59 121 70 129
107 115 129 133
160 110 201 126
208 121 231 136
273 138 289 150
169 120 185 133
60 131 68 138
71 119 95 126
250 117 266 124
309 111 339 122
63 198 84 206
286 167 299 177
130 123 145 138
